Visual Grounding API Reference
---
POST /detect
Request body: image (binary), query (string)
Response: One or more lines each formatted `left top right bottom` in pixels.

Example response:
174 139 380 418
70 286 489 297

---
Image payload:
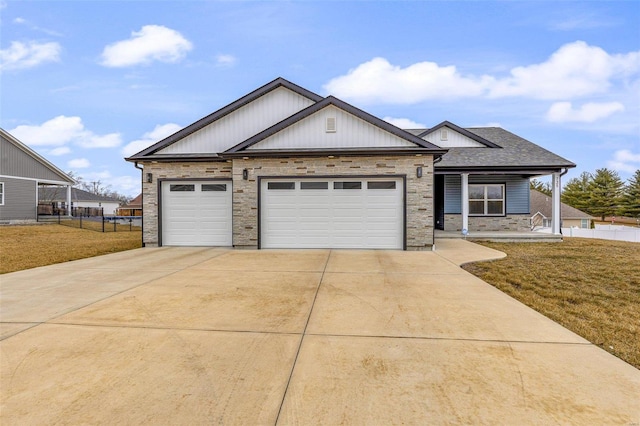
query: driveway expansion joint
274 249 332 424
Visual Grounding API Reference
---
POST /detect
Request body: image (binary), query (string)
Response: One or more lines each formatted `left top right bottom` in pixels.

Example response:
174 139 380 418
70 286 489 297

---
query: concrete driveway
1 241 639 424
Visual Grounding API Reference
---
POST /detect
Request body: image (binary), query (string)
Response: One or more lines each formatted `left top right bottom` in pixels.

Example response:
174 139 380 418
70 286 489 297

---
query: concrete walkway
1 242 639 424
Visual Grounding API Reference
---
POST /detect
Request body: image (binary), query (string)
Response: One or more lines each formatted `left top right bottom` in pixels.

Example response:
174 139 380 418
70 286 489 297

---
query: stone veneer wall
140 161 233 246
140 155 434 249
444 214 531 232
233 155 434 250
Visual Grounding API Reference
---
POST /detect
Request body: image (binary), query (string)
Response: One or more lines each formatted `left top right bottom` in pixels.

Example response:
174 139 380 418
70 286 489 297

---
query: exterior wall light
416 167 423 178
146 173 153 183
242 169 249 180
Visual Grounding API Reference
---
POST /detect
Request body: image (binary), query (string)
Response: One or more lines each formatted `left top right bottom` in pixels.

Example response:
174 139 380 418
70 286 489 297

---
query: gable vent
326 117 336 133
440 129 448 141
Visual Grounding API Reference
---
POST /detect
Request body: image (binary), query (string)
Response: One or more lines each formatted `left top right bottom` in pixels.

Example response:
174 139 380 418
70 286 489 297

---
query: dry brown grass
0 224 142 274
462 238 640 369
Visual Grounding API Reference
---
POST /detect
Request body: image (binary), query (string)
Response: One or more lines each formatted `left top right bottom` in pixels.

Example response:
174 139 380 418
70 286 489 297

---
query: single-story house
38 187 120 216
126 78 575 249
116 193 142 216
1 128 75 223
530 189 594 230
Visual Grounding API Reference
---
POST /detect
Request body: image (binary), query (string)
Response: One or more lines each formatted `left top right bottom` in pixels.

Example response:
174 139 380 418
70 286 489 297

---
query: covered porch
434 170 567 237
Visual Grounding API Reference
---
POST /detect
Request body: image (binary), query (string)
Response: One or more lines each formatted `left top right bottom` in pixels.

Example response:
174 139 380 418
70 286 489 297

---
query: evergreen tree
621 170 640 218
587 168 624 221
562 171 592 212
530 179 552 196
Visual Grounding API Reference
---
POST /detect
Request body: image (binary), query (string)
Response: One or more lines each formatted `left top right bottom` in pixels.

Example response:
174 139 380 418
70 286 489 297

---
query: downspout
432 154 443 251
134 162 145 247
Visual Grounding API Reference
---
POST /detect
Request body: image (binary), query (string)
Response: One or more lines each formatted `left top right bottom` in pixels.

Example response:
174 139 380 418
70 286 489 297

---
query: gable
421 127 487 148
157 87 316 155
246 105 416 151
1 130 74 183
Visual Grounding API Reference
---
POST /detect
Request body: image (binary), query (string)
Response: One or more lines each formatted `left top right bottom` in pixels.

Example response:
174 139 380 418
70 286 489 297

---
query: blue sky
2 1 639 197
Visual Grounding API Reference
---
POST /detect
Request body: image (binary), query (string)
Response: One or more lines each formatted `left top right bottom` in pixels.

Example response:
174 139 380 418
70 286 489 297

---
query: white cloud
324 57 492 104
0 40 61 71
77 133 123 148
9 116 122 148
216 54 236 67
48 146 71 156
110 175 141 195
122 123 182 157
12 16 63 36
68 158 90 168
100 25 193 67
325 42 640 104
383 117 426 129
546 101 625 123
608 149 640 173
489 41 640 100
550 13 618 31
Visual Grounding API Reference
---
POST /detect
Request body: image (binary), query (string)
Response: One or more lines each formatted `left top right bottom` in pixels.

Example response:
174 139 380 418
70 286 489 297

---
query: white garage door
261 177 404 249
161 181 232 246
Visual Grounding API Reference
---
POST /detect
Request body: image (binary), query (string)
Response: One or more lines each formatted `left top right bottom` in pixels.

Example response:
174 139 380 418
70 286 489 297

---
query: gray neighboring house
38 187 121 215
126 78 575 250
530 189 594 230
1 128 75 223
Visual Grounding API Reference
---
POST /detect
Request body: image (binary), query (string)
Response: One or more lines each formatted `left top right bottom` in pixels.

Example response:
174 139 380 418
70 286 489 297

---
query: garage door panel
261 177 403 249
162 181 232 246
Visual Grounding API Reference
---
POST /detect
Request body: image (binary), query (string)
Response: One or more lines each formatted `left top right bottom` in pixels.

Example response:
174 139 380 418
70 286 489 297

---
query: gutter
134 162 145 247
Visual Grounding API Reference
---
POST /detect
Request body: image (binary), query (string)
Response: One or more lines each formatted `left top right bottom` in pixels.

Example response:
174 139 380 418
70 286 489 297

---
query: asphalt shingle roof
530 189 594 219
423 127 575 172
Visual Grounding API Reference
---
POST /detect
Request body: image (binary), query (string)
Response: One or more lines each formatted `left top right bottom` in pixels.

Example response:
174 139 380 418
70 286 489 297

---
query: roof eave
1 128 75 184
126 154 227 163
434 164 576 174
222 147 447 159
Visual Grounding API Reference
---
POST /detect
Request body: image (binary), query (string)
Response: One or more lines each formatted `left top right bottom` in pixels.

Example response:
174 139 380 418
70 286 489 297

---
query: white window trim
468 184 505 216
0 182 4 205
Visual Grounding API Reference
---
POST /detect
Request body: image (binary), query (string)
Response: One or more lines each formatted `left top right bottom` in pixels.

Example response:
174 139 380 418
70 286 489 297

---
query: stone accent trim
444 214 531 232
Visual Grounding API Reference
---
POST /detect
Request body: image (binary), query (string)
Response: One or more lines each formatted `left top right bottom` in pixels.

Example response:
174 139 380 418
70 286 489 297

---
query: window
301 181 328 190
202 184 227 191
581 219 589 229
0 182 3 205
469 184 504 216
268 182 295 190
367 181 396 190
334 181 362 190
170 184 195 192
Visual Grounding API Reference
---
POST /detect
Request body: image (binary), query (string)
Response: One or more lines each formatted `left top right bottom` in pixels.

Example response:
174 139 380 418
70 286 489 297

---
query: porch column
66 185 72 217
552 172 561 235
461 173 469 233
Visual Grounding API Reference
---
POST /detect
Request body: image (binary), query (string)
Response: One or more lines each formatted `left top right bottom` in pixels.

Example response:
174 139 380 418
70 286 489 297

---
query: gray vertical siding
0 177 37 221
444 174 530 214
